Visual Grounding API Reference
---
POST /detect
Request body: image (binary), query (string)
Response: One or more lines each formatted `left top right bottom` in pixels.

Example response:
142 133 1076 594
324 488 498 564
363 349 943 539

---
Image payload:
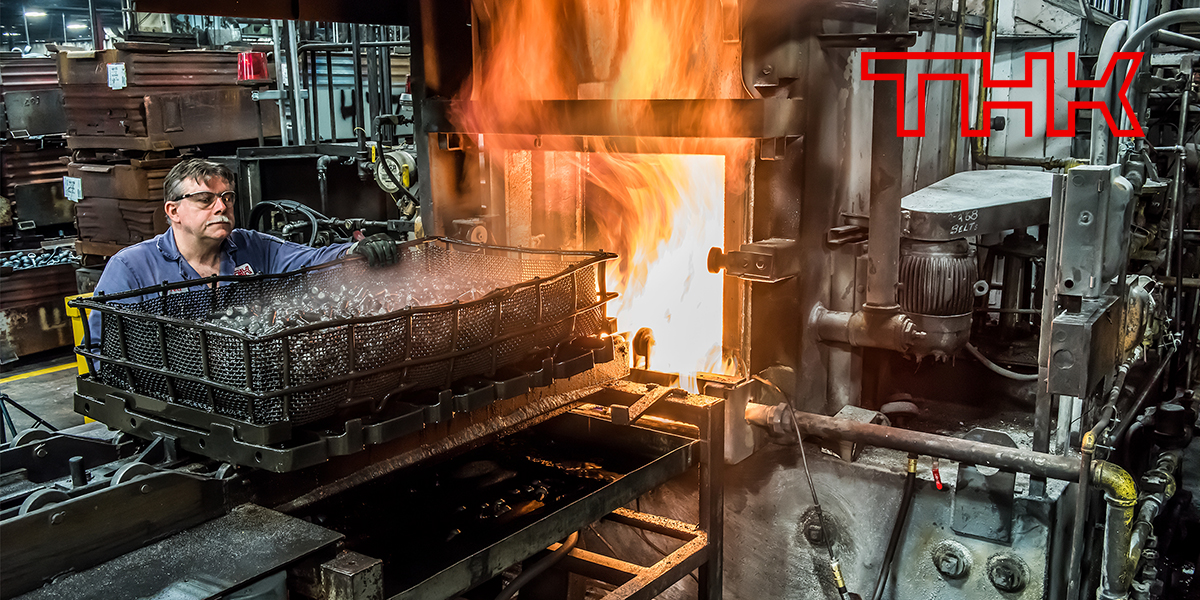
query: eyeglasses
170 190 236 208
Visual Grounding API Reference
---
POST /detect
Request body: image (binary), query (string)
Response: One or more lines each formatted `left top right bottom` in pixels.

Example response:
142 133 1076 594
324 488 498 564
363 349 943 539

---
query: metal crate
72 237 615 426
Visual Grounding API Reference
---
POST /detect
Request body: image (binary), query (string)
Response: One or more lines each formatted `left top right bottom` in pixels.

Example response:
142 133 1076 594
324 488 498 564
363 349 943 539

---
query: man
88 158 398 339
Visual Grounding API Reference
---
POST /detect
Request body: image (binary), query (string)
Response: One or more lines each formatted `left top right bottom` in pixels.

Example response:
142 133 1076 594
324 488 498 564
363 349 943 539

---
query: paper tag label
106 62 127 90
63 176 83 201
233 263 255 276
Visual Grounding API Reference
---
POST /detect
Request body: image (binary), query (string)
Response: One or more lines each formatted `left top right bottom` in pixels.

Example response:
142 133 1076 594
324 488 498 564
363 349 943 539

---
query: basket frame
71 236 615 424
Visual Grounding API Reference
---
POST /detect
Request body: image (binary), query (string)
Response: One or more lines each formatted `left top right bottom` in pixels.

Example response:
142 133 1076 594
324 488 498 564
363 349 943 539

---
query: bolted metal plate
952 428 1017 544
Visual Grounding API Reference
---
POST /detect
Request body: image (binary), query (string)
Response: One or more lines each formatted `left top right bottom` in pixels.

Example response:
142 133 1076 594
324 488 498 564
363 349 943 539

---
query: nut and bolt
49 511 66 525
987 554 1028 593
33 444 48 458
804 523 825 544
930 541 971 579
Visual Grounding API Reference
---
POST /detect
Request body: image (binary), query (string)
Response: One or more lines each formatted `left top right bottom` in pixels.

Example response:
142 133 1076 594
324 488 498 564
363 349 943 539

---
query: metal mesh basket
73 237 616 426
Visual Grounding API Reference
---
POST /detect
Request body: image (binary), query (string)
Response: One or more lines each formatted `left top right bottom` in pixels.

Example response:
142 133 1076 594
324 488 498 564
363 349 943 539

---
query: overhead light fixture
24 10 47 17
67 23 87 30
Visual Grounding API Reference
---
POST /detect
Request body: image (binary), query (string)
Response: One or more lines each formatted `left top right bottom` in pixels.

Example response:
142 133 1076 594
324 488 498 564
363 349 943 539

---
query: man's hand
349 233 399 267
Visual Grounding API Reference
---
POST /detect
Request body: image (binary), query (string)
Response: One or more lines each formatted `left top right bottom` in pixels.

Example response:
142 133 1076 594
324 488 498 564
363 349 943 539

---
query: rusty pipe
865 0 909 310
813 304 925 353
789 409 1079 481
1128 452 1181 575
1092 460 1137 600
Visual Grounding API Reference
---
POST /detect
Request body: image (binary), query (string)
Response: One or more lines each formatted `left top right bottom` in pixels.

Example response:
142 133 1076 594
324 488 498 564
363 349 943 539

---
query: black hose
871 454 918 600
1110 346 1176 447
494 531 580 600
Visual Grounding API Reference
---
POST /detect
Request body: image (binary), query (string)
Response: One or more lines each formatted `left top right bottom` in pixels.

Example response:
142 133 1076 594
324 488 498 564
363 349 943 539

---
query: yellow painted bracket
63 292 94 422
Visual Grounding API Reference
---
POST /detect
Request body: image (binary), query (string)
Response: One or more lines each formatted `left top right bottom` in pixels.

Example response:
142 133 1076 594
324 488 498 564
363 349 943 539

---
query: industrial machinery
2 0 1199 599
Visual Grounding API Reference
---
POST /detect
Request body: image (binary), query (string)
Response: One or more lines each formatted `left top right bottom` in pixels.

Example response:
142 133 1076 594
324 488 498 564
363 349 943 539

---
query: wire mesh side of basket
79 238 615 426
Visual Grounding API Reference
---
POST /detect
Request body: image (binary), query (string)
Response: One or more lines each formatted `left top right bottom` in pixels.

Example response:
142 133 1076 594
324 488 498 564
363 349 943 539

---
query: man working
89 158 398 338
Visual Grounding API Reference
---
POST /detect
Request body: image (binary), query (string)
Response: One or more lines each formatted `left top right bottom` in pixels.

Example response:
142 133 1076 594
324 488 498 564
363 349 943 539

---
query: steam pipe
1156 30 1200 51
1118 9 1200 134
945 0 966 175
352 25 369 173
813 304 924 353
1119 9 1200 54
1091 21 1129 166
1129 452 1181 565
865 0 909 310
788 409 1080 481
1092 460 1137 600
316 155 336 216
969 0 998 166
1067 363 1128 600
1170 66 1191 336
1110 345 1175 448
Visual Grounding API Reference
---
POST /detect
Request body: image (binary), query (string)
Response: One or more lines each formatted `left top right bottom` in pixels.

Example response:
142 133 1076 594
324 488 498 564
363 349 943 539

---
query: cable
494 531 580 600
870 454 918 600
965 343 1039 381
790 410 853 599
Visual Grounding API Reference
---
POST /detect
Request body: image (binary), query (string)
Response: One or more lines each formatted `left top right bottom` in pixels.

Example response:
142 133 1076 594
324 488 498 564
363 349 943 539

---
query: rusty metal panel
76 197 169 244
63 87 280 150
0 260 77 362
58 48 241 87
1 142 71 197
67 158 179 200
0 56 60 94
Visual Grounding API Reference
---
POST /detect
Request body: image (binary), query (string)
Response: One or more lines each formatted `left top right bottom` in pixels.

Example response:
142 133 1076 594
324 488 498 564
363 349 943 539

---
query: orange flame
455 0 744 384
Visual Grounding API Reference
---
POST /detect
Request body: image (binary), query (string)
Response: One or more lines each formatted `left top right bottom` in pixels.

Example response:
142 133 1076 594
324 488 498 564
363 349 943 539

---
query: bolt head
33 444 48 458
804 523 824 544
987 555 1028 593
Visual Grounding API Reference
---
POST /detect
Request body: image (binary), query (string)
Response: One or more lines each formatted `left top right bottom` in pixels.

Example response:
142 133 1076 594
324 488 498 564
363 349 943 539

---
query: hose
871 454 918 600
1091 21 1129 166
249 200 327 246
493 531 580 600
965 343 1039 381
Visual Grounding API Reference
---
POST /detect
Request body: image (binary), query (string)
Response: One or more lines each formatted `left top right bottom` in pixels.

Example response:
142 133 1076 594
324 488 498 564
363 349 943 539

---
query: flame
456 0 743 384
584 150 728 382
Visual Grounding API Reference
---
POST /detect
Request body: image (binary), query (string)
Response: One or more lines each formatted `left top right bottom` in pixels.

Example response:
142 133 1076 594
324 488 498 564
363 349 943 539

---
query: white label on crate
107 62 127 90
63 176 83 202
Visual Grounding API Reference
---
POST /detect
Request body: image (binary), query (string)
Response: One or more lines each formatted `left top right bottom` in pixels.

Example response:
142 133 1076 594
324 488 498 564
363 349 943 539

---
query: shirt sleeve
86 254 144 346
244 230 353 274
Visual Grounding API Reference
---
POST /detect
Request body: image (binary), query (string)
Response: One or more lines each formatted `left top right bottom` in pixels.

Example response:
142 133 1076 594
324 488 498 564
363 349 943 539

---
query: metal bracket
707 238 800 283
827 225 868 246
818 32 918 48
252 89 309 102
952 428 1017 544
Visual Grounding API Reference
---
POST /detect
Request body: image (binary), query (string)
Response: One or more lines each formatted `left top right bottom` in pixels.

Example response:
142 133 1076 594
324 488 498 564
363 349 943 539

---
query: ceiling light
24 11 47 17
67 23 87 30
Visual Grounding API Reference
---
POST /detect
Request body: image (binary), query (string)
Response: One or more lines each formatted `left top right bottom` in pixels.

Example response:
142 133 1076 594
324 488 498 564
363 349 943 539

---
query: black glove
349 233 399 267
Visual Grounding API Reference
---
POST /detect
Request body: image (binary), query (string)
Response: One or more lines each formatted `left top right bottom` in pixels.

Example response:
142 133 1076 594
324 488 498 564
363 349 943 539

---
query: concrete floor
1 347 87 439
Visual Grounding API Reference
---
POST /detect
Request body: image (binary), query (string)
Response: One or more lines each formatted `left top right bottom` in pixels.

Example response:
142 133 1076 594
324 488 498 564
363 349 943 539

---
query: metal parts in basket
72 237 617 428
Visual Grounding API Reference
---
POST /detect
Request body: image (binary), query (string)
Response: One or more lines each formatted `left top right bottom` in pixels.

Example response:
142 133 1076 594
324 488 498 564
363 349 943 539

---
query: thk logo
862 52 1145 138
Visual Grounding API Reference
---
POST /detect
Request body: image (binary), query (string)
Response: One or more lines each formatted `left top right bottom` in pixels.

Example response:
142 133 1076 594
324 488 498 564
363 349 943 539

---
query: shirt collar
156 227 239 262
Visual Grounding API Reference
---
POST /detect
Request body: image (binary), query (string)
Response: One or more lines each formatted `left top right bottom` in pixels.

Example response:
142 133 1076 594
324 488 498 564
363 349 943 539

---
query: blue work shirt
88 227 351 344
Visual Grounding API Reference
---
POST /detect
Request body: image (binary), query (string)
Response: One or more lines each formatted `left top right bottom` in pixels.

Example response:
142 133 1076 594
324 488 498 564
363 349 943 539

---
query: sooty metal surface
289 411 696 599
16 504 342 600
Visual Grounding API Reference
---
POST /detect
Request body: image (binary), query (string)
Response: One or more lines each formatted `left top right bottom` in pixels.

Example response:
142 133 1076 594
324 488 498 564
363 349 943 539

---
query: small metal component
707 238 800 283
49 511 66 525
69 455 88 488
804 523 825 544
33 444 48 458
930 540 971 579
987 554 1029 592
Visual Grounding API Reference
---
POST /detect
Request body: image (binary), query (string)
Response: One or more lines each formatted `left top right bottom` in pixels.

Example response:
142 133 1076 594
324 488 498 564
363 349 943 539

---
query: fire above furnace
452 0 747 384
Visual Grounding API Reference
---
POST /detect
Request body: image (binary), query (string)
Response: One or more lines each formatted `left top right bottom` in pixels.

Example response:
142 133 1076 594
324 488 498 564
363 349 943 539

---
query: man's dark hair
163 158 235 203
